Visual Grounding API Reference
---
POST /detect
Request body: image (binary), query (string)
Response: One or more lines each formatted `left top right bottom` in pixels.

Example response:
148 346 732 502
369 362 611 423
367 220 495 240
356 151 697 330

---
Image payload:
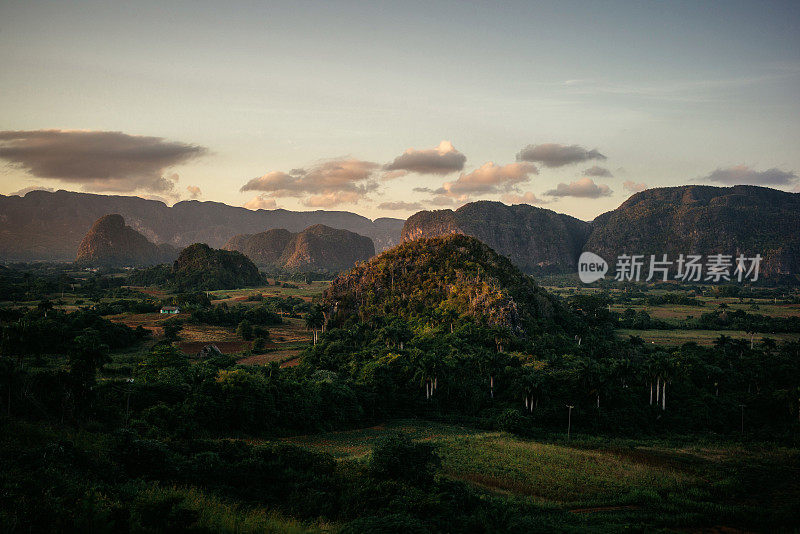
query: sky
1 0 799 221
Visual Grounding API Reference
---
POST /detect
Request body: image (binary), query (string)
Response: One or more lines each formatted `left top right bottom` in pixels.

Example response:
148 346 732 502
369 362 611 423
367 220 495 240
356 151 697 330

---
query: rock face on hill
0 190 404 261
584 185 800 278
75 214 177 267
224 224 375 271
402 201 591 273
323 234 567 332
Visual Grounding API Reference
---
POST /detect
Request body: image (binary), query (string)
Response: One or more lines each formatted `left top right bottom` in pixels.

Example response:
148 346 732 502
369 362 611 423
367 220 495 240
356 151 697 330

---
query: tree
37 299 54 317
162 317 183 342
368 432 440 487
252 336 267 353
69 329 110 410
305 305 325 345
237 319 253 341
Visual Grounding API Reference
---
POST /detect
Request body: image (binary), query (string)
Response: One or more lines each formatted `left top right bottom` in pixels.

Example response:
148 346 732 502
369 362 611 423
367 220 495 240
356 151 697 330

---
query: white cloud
384 140 466 175
244 194 278 210
545 177 612 198
517 143 606 167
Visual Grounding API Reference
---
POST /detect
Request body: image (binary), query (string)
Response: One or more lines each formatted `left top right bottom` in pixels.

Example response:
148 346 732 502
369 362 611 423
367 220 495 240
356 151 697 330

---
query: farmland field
617 328 800 347
208 280 329 303
281 420 800 528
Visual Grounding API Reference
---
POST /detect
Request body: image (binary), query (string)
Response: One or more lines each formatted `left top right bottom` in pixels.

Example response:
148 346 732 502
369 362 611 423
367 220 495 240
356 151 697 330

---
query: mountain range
402 201 590 273
402 185 799 279
0 189 403 262
224 224 375 271
1 185 797 279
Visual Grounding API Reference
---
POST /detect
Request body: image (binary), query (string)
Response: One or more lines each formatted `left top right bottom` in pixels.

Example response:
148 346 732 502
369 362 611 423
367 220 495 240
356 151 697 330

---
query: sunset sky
1 0 798 220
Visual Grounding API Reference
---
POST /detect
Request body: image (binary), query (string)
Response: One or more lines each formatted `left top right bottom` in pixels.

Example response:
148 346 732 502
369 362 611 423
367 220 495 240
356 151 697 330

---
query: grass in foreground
282 419 800 527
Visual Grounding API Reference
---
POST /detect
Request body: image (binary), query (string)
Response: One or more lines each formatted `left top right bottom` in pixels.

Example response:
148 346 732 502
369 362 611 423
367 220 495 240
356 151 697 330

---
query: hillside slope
323 234 565 333
280 225 375 271
75 214 177 267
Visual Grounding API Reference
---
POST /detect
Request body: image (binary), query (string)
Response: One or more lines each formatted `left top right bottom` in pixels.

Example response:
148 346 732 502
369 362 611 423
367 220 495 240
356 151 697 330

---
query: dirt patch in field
180 324 240 343
106 312 188 337
570 505 640 514
126 286 168 298
177 341 251 355
280 357 301 367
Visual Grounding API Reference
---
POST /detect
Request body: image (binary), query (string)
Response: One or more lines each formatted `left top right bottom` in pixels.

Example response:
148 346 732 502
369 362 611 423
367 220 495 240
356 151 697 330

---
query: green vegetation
1 235 799 532
129 243 264 291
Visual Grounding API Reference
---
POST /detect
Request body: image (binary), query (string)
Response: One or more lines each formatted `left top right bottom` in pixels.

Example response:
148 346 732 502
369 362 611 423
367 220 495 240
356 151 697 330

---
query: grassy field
616 328 800 347
280 420 800 529
208 280 329 303
610 301 800 322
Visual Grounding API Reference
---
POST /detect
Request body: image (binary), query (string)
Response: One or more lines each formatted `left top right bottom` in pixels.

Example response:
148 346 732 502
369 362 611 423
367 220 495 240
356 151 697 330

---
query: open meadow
280 420 800 530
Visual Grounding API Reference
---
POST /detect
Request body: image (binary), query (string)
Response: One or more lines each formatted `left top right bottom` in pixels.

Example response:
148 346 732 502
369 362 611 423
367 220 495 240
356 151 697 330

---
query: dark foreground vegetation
1 236 799 532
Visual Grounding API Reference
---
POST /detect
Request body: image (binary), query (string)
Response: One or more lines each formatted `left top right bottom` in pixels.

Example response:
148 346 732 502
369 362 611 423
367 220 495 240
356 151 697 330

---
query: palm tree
305 305 325 345
412 350 439 400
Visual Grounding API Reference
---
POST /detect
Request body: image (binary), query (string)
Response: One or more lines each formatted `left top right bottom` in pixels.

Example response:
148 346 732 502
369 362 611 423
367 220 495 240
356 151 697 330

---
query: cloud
441 162 538 197
303 191 362 208
501 191 549 205
186 185 202 198
244 194 278 210
384 140 466 175
240 158 379 207
699 165 798 186
0 129 206 193
377 201 424 211
583 165 613 177
430 195 455 206
381 170 409 180
623 181 648 193
545 177 612 198
517 143 606 167
8 185 55 196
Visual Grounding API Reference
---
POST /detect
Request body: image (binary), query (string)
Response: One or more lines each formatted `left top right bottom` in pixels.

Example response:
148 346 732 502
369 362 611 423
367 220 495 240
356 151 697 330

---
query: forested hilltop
129 243 263 290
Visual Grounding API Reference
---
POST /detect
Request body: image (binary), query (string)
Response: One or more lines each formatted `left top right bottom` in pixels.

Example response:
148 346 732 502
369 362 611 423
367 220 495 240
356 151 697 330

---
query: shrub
368 432 440 487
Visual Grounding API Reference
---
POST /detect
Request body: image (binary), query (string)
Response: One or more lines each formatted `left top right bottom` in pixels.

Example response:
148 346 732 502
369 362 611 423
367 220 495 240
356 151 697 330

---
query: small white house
160 306 180 314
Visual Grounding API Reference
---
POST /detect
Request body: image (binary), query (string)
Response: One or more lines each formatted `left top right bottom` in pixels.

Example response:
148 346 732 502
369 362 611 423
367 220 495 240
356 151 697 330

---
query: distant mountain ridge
584 185 800 279
3 185 798 280
75 214 177 267
224 224 375 272
402 201 591 273
401 186 799 279
0 190 403 261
